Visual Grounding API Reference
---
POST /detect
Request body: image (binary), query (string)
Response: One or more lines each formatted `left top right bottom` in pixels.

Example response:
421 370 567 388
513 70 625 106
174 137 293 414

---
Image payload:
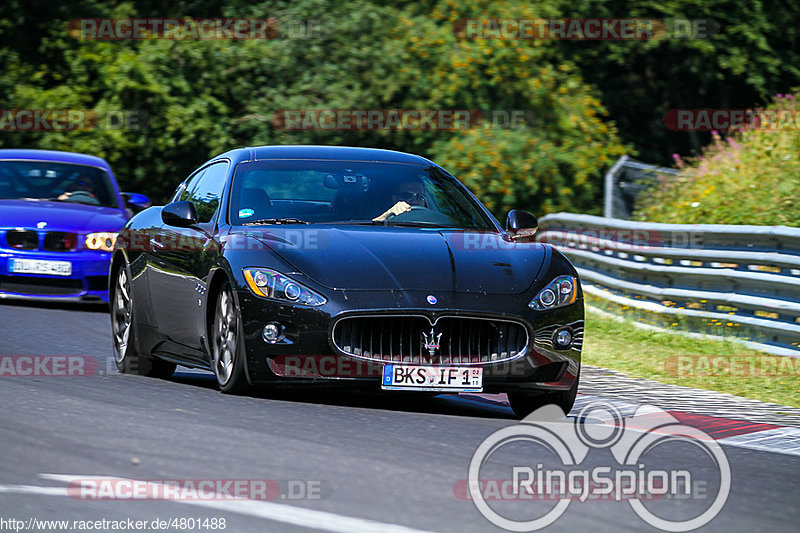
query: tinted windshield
229 160 495 229
0 160 118 208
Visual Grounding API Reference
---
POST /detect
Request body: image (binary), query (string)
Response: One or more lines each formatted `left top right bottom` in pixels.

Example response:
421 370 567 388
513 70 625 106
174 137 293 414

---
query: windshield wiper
327 219 453 228
242 218 309 226
378 220 452 228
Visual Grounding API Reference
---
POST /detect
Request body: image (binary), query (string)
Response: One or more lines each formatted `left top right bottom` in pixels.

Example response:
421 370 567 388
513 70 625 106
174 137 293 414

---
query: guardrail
537 213 800 356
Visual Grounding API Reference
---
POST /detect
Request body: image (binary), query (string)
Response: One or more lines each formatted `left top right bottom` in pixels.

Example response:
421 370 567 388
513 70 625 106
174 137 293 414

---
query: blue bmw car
0 149 149 302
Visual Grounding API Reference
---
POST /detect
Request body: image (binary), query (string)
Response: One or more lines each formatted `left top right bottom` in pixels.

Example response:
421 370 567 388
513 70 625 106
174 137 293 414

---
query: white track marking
717 427 800 456
0 484 66 496
0 474 438 533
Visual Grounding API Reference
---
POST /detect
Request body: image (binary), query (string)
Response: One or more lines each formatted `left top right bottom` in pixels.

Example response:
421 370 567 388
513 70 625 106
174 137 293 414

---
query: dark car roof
0 149 112 170
216 145 436 166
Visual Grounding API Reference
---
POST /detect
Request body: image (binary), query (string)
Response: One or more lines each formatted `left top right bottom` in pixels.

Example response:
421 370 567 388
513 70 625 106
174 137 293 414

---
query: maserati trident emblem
422 328 443 357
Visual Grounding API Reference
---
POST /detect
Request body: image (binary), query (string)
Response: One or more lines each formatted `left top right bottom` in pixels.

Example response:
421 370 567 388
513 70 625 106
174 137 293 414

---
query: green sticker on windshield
239 208 255 218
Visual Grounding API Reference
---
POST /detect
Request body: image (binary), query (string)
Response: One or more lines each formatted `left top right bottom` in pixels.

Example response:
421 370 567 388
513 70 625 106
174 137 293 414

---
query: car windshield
228 160 495 229
0 160 118 208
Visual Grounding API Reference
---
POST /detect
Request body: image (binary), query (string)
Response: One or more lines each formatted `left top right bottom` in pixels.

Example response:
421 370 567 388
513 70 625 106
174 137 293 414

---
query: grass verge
582 307 800 408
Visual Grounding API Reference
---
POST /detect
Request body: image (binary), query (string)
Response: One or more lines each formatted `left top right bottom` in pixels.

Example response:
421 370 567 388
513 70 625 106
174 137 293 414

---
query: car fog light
263 322 284 343
555 329 573 347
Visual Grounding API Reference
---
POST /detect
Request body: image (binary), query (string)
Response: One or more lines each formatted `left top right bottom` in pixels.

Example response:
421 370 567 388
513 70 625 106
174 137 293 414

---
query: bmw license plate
381 365 483 392
8 258 72 276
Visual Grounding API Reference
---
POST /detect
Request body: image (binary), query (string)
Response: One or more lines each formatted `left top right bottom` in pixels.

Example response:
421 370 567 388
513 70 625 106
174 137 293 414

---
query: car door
148 161 229 357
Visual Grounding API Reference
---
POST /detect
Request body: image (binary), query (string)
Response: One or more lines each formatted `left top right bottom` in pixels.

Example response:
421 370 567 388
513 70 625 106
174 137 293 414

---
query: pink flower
786 94 794 100
726 137 741 149
776 94 784 98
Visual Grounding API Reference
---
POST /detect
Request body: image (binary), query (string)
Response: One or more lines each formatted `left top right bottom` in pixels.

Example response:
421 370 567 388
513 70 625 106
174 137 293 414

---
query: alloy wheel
213 287 238 386
112 267 132 363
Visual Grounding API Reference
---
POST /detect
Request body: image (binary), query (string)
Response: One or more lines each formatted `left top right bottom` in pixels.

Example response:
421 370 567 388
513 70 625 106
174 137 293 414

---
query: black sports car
110 146 583 417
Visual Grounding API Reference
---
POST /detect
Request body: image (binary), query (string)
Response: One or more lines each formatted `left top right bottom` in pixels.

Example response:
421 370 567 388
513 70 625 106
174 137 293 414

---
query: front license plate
382 365 483 392
8 258 72 276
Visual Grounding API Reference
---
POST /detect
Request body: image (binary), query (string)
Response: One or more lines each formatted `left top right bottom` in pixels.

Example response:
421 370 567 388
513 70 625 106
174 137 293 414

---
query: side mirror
121 192 151 213
162 201 198 227
506 210 538 241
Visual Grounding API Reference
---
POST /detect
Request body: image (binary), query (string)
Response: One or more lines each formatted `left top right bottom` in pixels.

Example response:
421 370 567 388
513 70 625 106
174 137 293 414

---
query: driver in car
58 178 98 203
373 177 428 222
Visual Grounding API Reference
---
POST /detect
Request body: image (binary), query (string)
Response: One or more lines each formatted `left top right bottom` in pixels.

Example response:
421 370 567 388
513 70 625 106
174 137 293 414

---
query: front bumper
0 249 111 302
236 288 582 394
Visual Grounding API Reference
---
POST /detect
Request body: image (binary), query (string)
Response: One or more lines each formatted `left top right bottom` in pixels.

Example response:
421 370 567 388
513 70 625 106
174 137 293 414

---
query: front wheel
111 264 176 378
507 376 579 419
211 282 250 394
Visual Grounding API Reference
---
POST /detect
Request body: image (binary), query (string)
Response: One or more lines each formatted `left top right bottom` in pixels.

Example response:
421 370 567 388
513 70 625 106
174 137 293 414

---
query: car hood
0 199 127 232
249 226 547 295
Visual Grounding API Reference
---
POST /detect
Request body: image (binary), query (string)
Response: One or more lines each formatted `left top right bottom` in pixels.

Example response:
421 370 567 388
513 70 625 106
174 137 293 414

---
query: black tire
508 375 579 419
211 281 250 394
111 263 176 378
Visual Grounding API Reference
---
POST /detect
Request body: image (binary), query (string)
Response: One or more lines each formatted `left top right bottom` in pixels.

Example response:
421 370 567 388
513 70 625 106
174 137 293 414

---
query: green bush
394 0 628 218
0 0 627 213
634 90 800 226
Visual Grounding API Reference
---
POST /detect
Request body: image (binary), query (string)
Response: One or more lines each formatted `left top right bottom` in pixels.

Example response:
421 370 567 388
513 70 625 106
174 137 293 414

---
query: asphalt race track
0 300 798 532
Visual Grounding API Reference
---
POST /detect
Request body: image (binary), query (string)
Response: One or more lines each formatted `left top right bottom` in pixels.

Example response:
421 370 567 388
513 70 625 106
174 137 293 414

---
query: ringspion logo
464 401 730 531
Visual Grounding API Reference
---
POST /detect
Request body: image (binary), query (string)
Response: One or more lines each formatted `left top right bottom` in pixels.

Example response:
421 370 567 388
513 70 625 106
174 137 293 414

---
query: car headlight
85 232 118 252
243 268 326 306
529 275 577 310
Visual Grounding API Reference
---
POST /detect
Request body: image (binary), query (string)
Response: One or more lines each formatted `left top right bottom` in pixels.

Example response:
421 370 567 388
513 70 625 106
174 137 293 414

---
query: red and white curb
458 392 800 457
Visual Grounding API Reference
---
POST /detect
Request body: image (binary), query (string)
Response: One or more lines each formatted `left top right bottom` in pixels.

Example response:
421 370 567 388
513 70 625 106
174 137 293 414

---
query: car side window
187 161 229 223
174 169 205 203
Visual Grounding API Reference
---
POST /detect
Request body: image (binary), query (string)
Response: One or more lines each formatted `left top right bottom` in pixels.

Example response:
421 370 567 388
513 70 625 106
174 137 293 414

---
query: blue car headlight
529 275 577 310
85 232 118 252
243 268 326 306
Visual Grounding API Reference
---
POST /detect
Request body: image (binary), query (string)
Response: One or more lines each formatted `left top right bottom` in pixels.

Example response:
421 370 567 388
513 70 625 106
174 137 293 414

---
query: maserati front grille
331 315 528 365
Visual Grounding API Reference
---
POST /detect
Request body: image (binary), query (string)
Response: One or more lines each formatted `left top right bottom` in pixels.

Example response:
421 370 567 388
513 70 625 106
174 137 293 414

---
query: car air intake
44 232 78 251
5 230 39 250
332 315 528 365
0 275 82 296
